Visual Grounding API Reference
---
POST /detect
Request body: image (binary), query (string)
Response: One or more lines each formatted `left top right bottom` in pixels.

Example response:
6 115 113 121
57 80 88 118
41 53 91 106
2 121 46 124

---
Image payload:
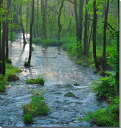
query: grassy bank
79 32 119 127
32 36 76 47
0 62 21 92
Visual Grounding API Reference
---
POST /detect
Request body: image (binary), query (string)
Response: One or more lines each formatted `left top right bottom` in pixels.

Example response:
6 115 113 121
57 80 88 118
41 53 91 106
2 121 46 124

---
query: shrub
26 76 45 85
62 42 78 56
91 74 118 99
79 97 119 127
23 113 33 124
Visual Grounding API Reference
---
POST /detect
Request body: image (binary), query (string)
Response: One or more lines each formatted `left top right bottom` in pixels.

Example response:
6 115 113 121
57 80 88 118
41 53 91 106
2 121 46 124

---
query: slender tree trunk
41 0 47 39
28 0 34 66
1 22 6 75
19 3 27 45
5 0 11 60
87 22 93 52
74 0 79 42
92 0 100 71
57 0 64 40
78 0 84 51
0 0 2 74
21 22 27 45
102 0 109 71
83 0 89 55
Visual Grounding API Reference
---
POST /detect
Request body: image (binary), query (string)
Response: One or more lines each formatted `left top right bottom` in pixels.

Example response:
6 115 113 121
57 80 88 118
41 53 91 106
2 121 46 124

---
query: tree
41 0 47 39
28 0 35 66
83 0 89 55
92 0 100 71
57 0 64 40
102 0 110 71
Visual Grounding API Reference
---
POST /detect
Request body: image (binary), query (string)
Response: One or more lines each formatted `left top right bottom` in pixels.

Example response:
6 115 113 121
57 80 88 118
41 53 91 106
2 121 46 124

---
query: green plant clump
23 113 33 124
79 97 119 127
0 64 21 91
26 76 45 85
23 93 49 124
91 74 118 99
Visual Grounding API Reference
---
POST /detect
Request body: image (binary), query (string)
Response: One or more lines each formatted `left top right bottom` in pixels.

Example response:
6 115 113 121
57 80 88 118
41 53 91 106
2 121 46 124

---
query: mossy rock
73 83 80 86
8 75 19 82
64 92 77 98
24 61 30 67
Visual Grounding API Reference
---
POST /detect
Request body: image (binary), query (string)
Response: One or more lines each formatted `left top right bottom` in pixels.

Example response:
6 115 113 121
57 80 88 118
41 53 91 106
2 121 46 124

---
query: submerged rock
64 92 77 98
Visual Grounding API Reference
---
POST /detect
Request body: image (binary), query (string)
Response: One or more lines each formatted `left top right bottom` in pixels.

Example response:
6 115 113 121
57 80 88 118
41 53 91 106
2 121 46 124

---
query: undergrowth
79 97 119 127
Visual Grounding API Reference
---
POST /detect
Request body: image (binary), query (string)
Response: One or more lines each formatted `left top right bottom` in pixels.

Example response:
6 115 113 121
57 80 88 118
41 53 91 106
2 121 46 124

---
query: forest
0 0 119 127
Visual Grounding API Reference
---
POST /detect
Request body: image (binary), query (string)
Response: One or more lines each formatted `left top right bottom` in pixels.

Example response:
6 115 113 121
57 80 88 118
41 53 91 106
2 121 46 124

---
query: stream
0 34 107 127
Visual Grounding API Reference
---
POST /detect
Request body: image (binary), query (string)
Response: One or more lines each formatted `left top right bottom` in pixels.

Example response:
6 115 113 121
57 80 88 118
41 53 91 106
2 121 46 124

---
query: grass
79 97 119 127
23 91 49 124
32 37 76 47
26 76 45 85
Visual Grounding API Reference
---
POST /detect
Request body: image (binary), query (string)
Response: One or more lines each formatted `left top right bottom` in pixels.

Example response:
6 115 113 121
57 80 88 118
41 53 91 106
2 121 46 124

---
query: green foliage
91 74 118 99
23 113 33 124
108 32 119 73
6 59 12 64
32 38 64 46
0 64 21 91
23 92 49 124
79 97 119 127
8 31 17 41
0 83 6 92
62 43 78 56
26 76 45 85
32 37 76 47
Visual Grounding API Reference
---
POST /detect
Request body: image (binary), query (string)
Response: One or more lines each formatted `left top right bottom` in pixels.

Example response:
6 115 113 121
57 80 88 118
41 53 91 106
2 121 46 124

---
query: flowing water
0 34 107 127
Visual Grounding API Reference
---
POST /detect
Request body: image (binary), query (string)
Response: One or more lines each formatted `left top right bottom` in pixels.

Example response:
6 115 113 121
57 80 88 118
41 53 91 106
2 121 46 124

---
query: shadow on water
0 33 108 127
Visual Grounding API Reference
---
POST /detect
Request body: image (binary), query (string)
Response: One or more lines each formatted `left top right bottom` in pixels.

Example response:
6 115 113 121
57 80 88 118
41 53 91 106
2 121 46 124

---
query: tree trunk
0 0 2 74
57 0 64 40
28 0 35 66
74 0 79 42
1 22 6 75
102 0 110 71
83 0 89 55
19 3 27 45
78 0 84 51
92 0 100 71
41 0 47 39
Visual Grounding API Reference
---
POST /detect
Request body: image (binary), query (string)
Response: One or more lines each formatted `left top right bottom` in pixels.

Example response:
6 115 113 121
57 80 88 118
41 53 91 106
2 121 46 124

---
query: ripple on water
0 34 107 127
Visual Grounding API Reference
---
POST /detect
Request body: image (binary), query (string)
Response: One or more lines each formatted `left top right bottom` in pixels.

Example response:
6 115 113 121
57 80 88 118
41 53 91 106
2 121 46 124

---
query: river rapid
0 34 107 127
